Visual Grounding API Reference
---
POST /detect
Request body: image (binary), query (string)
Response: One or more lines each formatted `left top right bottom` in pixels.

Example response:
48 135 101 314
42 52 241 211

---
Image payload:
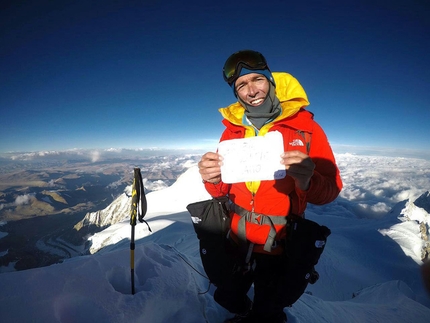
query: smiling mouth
250 98 264 106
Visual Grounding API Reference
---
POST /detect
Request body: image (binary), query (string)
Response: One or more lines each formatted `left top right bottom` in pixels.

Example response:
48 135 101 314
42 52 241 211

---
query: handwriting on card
217 131 286 183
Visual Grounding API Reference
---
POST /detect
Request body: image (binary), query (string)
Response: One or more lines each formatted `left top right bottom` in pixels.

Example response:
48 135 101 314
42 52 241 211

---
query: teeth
251 99 263 105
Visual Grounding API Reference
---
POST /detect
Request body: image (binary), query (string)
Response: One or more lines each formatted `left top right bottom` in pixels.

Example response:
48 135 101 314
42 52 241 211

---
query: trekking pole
130 167 149 295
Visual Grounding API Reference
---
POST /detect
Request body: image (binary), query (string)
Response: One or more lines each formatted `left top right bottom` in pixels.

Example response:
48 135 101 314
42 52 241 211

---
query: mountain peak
414 191 430 214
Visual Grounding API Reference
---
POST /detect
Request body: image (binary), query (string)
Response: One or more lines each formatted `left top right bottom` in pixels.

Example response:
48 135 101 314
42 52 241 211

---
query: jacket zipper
250 193 255 212
246 192 255 266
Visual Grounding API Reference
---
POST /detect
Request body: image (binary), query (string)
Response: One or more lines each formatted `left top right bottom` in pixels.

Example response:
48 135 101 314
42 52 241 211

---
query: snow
1 154 430 322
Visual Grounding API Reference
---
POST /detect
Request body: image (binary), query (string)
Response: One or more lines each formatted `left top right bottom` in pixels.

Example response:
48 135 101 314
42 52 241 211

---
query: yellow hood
219 72 310 125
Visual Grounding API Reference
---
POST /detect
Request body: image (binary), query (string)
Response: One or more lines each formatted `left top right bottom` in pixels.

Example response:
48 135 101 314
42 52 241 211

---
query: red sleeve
204 181 230 197
298 121 343 205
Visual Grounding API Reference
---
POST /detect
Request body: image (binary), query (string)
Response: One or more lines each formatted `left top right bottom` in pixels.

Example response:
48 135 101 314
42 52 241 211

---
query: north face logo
289 139 304 147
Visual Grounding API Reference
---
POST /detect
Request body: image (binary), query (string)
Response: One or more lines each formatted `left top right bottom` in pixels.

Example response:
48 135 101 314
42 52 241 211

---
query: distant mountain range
0 153 202 271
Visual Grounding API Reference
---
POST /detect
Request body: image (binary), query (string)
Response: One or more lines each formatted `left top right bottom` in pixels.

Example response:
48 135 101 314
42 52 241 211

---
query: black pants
214 243 310 319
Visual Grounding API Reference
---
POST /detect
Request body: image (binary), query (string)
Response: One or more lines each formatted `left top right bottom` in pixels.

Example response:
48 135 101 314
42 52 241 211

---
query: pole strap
130 168 151 231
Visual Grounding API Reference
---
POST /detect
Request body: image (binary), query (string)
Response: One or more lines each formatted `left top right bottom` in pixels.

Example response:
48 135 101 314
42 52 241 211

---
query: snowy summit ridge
383 191 430 263
75 185 132 231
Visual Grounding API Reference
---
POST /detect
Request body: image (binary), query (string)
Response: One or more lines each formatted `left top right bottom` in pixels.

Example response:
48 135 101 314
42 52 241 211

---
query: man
198 50 343 322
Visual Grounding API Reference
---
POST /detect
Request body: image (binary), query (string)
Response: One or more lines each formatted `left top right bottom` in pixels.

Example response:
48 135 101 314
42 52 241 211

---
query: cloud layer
334 154 430 218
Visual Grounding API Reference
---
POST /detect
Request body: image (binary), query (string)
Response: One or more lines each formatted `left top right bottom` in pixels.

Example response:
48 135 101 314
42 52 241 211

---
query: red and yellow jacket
204 72 343 254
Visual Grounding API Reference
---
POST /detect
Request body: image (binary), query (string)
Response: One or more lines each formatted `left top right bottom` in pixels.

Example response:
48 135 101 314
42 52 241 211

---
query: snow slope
1 156 430 323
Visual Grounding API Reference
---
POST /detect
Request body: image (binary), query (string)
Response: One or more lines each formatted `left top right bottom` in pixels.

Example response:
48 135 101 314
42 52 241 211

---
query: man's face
234 73 270 107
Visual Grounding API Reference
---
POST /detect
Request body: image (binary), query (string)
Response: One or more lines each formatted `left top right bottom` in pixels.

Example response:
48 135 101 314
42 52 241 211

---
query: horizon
1 144 430 161
1 0 429 153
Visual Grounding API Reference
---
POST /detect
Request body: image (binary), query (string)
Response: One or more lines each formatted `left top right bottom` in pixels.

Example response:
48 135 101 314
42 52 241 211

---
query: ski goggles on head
222 50 270 86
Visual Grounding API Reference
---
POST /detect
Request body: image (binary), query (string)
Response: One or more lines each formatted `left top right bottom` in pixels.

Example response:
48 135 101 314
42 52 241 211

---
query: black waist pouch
187 197 233 286
285 215 331 273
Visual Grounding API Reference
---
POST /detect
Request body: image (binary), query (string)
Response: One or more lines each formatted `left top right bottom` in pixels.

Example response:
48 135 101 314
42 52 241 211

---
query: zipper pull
250 194 255 213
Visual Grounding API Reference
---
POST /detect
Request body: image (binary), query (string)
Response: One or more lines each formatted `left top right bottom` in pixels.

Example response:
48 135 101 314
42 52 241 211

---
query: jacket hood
219 72 309 125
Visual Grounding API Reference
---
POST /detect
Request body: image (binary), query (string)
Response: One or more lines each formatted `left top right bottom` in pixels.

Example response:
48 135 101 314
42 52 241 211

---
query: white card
217 131 286 183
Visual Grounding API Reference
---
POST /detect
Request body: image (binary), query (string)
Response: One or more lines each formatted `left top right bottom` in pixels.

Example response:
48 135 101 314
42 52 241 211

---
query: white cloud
333 145 430 160
142 179 169 191
336 154 430 210
90 150 100 163
301 154 430 220
371 202 391 213
2 148 207 162
14 194 33 206
106 180 123 190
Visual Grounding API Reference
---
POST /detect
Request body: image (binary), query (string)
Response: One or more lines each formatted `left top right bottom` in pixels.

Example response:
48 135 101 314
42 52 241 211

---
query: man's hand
280 150 315 191
198 152 222 183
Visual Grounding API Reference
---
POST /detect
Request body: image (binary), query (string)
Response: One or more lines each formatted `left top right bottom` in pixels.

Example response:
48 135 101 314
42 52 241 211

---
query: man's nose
247 84 258 97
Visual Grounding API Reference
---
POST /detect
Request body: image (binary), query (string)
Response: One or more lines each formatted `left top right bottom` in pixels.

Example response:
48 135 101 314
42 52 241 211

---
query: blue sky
1 0 429 154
